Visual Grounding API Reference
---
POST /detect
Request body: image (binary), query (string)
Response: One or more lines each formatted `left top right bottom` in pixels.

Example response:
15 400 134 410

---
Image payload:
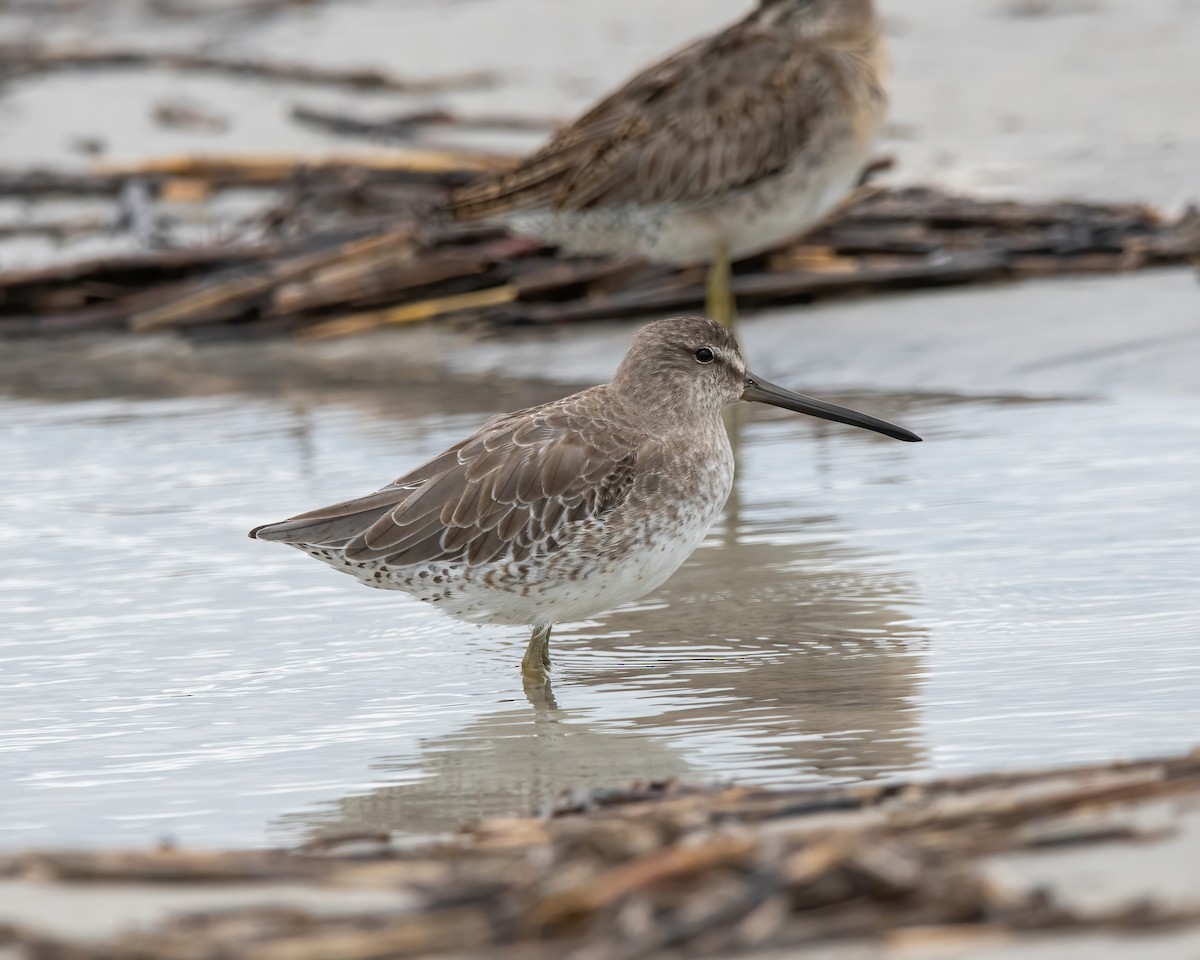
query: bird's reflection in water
282 483 926 843
284 696 695 842
560 512 927 785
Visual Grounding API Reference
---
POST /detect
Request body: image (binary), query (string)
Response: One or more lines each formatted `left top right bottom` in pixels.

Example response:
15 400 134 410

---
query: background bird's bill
742 375 922 443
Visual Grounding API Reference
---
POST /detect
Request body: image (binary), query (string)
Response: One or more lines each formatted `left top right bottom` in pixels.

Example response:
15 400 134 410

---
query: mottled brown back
448 0 884 219
251 389 646 569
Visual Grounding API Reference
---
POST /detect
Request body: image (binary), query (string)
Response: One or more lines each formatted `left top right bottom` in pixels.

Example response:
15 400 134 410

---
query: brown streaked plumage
250 317 920 681
447 0 890 328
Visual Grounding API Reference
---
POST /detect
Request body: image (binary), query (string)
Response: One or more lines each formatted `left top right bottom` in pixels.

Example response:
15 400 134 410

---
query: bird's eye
694 347 715 364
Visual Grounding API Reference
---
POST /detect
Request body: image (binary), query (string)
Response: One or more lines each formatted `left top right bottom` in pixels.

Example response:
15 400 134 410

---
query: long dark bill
742 375 922 443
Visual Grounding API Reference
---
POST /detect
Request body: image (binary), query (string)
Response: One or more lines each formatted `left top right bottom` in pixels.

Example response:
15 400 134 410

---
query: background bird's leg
521 623 552 678
705 243 737 331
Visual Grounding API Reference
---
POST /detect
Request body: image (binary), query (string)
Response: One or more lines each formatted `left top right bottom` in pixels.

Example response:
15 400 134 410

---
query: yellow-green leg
521 622 552 679
705 244 737 331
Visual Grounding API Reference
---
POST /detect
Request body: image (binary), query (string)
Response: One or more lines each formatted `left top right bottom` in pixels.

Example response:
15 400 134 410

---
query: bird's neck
607 376 727 438
754 0 881 49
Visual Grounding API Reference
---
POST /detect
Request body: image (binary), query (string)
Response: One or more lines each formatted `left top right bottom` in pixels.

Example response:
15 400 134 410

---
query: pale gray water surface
1 287 1199 848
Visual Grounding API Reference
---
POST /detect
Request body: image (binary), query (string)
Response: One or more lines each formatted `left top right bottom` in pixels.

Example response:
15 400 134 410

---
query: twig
299 286 518 339
0 245 279 293
94 150 516 184
0 43 495 93
0 168 129 198
129 231 408 331
290 105 562 142
0 215 110 240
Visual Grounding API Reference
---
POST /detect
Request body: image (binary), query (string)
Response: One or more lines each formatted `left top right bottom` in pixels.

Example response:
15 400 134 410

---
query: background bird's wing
251 400 639 568
449 26 847 217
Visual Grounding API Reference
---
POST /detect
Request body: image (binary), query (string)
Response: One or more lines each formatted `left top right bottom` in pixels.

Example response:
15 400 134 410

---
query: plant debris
0 42 494 93
1 148 1198 340
2 751 1199 958
290 104 563 143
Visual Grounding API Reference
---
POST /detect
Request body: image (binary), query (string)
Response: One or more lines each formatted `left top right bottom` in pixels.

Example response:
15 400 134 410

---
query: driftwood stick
0 43 495 93
0 169 131 198
299 285 518 339
273 251 488 316
0 216 110 240
129 232 408 331
94 150 515 184
0 246 279 293
0 146 513 198
291 105 562 142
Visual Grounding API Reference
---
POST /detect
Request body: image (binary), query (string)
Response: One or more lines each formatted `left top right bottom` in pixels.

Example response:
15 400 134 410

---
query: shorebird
446 0 890 329
250 317 919 681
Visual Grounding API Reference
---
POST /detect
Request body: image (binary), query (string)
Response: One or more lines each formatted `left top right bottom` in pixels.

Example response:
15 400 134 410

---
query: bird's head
612 316 921 442
755 0 879 40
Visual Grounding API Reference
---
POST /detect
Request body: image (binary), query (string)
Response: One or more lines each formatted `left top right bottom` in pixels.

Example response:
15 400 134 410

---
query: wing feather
448 24 858 218
251 390 641 571
498 504 530 543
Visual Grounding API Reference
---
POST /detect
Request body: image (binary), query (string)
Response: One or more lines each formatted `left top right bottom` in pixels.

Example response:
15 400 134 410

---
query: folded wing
250 402 639 569
448 25 842 218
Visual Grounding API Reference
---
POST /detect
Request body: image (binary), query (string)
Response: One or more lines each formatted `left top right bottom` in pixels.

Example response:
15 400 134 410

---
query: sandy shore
1 0 1197 207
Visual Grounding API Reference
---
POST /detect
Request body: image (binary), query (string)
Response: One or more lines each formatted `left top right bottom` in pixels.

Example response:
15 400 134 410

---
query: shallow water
1 0 1198 858
2 366 1198 849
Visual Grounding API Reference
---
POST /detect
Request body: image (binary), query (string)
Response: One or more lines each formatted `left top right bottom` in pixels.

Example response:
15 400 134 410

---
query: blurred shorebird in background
447 0 890 329
251 317 919 684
